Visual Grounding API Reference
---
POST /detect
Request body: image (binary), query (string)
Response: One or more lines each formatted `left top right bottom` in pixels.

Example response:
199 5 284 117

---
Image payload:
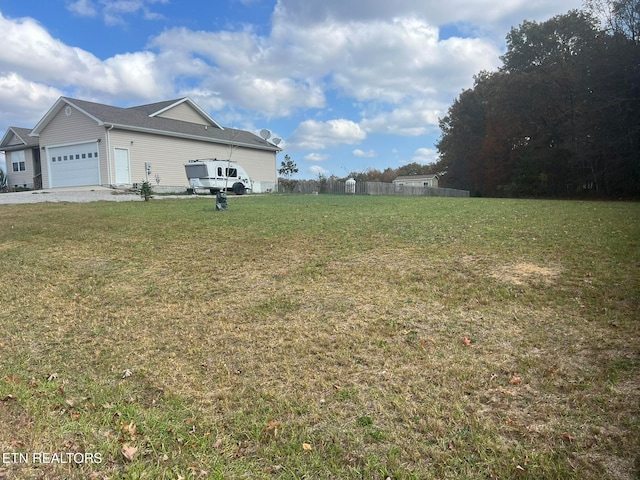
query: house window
64 155 68 161
11 151 26 171
82 153 86 159
88 153 92 158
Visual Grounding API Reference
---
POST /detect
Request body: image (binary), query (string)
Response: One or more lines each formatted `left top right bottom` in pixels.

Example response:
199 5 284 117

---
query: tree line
435 0 639 197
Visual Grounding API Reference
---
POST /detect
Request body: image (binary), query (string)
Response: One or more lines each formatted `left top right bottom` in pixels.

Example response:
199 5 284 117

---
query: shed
392 174 439 189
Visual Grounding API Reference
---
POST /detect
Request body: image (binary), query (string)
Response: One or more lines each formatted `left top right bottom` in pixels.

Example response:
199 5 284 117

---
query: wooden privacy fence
280 180 470 198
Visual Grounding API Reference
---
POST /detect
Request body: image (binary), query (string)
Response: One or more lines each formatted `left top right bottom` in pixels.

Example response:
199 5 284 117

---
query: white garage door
49 142 100 188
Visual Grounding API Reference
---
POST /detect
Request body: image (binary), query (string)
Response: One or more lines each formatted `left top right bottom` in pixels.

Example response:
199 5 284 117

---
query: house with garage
0 96 281 192
392 174 439 190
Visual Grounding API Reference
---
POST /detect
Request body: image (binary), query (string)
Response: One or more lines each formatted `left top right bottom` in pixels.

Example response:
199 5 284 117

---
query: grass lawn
0 194 638 479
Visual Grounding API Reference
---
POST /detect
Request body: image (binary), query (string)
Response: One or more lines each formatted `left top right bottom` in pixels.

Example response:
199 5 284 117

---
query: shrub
139 180 154 201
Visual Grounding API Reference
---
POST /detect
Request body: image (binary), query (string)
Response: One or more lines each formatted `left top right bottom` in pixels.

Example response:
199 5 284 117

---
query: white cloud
67 0 98 17
274 0 582 37
353 149 376 158
149 27 326 116
66 0 169 25
288 119 366 150
0 73 63 127
148 13 499 118
0 12 168 102
304 153 330 162
361 99 445 136
411 147 439 164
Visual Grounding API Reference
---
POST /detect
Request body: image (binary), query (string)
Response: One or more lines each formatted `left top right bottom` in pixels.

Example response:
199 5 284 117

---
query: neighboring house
0 127 42 190
0 97 281 192
393 174 439 189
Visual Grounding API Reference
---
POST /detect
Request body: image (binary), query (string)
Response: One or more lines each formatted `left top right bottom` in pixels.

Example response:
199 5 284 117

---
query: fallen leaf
302 443 312 451
122 369 133 379
213 439 223 449
510 376 522 385
263 420 281 437
47 373 59 381
121 421 137 440
121 444 138 461
463 337 472 346
561 433 575 443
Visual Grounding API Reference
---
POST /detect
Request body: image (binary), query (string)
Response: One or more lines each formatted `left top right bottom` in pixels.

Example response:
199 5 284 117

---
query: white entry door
114 148 131 185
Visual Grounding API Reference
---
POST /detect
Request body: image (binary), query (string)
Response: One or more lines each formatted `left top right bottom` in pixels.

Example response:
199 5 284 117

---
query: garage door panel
49 143 100 187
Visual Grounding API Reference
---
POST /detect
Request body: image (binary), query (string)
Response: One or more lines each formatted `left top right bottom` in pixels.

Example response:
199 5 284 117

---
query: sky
0 0 584 178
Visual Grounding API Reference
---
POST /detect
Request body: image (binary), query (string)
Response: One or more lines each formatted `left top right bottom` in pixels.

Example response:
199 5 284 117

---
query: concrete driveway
0 187 260 205
0 186 147 204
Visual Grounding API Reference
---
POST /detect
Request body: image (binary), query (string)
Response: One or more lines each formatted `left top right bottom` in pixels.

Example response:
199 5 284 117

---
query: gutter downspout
106 124 114 186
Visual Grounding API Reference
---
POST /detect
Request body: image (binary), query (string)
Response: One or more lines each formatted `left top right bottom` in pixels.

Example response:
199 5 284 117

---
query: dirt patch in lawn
491 262 560 285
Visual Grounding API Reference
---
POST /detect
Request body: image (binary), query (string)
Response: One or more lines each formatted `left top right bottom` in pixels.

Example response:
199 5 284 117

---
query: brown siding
38 104 107 188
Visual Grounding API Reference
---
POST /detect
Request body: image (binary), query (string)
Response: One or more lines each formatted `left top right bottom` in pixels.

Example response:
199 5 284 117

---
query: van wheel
232 182 246 195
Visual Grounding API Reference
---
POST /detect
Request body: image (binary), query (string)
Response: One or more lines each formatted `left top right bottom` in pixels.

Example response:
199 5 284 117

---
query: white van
184 159 253 195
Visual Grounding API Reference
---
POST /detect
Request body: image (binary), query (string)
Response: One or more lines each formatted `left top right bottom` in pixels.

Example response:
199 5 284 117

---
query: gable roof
134 97 224 129
0 126 39 151
30 97 280 152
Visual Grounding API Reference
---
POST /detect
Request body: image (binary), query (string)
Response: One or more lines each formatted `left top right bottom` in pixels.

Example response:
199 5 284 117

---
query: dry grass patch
490 262 560 285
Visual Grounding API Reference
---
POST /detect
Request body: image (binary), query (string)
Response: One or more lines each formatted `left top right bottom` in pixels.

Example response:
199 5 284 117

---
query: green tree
139 180 154 201
278 155 299 193
437 8 640 197
585 0 639 43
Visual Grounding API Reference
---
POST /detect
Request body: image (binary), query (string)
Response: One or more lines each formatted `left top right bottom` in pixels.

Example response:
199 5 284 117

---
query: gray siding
38 105 107 188
6 149 35 188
